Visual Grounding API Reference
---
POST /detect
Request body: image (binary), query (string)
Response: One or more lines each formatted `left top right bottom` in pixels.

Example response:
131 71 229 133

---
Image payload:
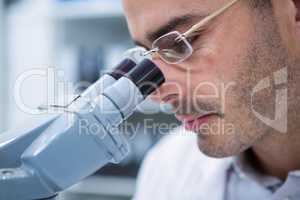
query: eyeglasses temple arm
182 0 241 38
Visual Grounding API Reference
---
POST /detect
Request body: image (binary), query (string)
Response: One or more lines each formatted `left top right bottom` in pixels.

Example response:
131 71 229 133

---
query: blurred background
0 0 180 199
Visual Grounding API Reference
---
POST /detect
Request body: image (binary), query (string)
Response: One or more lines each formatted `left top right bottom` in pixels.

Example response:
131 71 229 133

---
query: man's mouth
175 113 220 132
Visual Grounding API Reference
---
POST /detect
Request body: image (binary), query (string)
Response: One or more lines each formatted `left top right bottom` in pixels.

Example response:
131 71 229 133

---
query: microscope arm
0 58 137 170
0 114 59 169
0 59 164 200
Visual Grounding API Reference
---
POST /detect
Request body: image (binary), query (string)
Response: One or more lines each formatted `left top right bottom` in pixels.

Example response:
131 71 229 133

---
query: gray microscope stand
0 114 60 199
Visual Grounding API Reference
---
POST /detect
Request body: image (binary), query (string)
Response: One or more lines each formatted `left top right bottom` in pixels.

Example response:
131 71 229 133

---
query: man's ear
291 0 300 51
273 0 300 54
291 0 300 21
280 0 300 28
284 0 300 54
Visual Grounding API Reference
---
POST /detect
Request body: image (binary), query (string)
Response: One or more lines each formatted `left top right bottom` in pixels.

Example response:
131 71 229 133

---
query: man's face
123 0 295 157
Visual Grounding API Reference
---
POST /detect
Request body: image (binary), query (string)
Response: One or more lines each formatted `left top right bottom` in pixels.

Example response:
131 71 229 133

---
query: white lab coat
133 128 233 200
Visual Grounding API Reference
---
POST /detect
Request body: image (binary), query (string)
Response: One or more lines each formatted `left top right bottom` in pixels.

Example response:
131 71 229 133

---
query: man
122 0 300 199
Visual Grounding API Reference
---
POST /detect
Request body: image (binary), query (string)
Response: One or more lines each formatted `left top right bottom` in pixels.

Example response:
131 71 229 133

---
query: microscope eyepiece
126 59 165 97
0 55 165 200
107 58 136 80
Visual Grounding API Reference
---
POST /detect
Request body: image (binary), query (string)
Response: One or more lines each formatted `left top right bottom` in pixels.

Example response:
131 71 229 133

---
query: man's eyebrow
147 14 207 42
133 14 207 49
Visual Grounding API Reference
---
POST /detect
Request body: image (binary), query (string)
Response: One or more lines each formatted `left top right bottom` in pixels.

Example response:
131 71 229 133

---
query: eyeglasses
141 0 241 64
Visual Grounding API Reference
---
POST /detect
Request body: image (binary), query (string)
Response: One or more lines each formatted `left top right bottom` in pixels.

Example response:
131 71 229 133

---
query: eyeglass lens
152 31 193 64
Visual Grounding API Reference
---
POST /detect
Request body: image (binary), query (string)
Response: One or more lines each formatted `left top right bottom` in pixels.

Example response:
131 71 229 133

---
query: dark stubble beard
230 9 293 152
197 8 294 158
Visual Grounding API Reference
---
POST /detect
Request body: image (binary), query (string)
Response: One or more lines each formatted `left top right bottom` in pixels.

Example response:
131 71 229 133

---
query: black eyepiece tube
126 59 165 97
108 58 137 80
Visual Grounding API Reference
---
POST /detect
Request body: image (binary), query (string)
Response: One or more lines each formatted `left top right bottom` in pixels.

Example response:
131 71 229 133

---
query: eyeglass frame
143 0 242 64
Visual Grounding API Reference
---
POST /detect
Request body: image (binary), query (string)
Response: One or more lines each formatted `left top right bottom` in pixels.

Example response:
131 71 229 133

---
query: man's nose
150 59 182 104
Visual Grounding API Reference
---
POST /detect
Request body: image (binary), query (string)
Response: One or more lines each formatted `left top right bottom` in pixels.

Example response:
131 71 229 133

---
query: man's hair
251 0 272 9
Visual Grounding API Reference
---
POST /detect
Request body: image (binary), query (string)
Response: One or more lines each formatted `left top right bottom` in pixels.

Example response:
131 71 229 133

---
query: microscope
0 50 165 200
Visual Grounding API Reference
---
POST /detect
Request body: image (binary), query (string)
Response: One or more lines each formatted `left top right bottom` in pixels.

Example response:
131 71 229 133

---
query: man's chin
195 133 245 158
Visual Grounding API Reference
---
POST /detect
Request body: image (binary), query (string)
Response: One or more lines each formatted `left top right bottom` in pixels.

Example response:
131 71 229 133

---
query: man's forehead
123 0 193 29
123 0 213 47
122 0 215 14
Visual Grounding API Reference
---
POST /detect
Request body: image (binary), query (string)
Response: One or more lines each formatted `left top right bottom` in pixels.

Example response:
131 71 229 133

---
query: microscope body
0 58 164 200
